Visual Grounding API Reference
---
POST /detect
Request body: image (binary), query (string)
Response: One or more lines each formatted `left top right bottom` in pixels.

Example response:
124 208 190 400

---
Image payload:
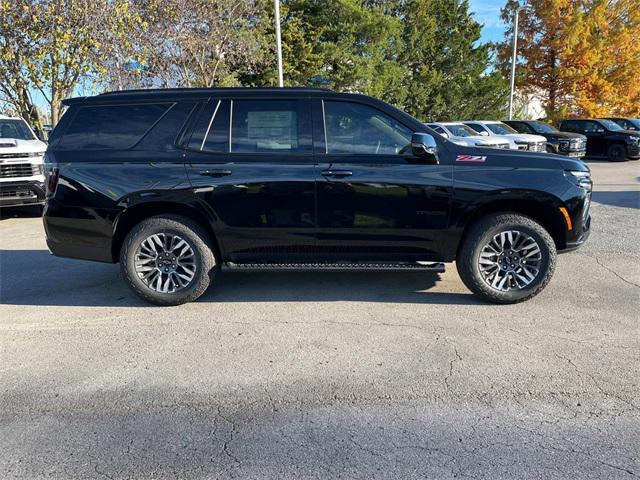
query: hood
543 131 586 141
0 138 47 155
474 146 590 172
616 129 640 138
499 133 548 143
450 135 509 146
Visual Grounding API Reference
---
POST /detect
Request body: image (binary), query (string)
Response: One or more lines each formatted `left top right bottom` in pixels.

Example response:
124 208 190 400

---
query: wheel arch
457 198 567 255
111 200 222 262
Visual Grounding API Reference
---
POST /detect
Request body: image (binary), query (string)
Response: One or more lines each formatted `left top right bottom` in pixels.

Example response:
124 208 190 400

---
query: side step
221 261 445 273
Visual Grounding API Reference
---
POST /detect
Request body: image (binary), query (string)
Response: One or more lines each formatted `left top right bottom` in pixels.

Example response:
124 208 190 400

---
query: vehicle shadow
0 205 43 221
591 190 640 209
0 249 479 307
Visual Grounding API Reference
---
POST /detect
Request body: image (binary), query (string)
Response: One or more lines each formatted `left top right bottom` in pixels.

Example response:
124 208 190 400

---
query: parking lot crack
578 252 640 288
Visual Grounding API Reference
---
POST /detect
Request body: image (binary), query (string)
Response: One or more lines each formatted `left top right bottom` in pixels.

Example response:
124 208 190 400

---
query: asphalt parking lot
1 160 638 479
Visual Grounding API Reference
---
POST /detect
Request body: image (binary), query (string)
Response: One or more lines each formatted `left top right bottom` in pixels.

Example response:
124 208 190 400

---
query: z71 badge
456 155 487 163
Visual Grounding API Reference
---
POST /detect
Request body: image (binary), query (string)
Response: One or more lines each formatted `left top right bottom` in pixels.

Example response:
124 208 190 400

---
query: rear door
313 98 453 262
185 97 316 262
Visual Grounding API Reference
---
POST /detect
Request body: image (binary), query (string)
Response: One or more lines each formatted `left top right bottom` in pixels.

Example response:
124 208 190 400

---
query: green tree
254 0 508 121
398 0 509 121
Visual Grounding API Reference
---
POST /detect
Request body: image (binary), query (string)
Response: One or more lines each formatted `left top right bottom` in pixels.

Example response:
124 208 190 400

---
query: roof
63 87 338 106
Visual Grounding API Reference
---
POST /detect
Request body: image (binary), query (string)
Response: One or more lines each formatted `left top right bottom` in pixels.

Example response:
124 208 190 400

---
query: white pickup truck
0 115 47 210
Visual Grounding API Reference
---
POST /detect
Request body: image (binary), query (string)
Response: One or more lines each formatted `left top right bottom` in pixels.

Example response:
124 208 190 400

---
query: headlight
564 170 592 191
27 151 45 157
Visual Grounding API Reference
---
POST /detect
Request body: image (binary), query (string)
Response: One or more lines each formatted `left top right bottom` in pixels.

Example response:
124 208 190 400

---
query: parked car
462 121 547 152
559 118 640 161
604 118 640 132
503 120 587 158
43 88 592 305
0 115 47 210
426 122 511 149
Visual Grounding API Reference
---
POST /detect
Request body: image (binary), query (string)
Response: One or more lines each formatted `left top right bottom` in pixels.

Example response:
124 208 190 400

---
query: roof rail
99 86 334 96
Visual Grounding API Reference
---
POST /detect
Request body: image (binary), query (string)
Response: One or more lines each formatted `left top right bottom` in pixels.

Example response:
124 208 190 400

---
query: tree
253 0 508 121
498 0 640 119
111 0 272 89
398 0 509 121
0 0 44 135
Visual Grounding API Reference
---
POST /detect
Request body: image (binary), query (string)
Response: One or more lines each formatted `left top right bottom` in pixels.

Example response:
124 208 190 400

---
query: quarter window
323 101 411 155
188 100 230 152
60 103 171 150
231 100 308 153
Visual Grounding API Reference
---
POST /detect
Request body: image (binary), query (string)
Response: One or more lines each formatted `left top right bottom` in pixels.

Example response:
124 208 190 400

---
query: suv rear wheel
456 213 557 304
120 215 216 305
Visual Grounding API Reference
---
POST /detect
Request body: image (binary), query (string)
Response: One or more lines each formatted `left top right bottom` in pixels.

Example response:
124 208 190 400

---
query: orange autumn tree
498 0 640 119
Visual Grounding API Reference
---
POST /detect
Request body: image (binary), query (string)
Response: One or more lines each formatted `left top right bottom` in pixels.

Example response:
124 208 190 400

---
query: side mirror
440 132 449 138
479 131 489 136
411 132 438 162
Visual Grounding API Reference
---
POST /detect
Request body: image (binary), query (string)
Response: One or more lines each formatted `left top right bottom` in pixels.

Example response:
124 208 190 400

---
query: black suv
43 88 592 305
559 118 640 161
605 118 640 132
503 120 587 158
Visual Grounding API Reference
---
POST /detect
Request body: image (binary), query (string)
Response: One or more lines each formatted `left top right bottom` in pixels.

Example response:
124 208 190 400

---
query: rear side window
188 100 230 153
59 103 170 150
466 123 485 134
231 100 309 153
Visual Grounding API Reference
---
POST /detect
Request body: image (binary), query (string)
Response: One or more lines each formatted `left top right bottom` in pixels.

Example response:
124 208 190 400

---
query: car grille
528 142 546 152
0 152 31 159
0 188 35 199
0 163 40 178
560 139 587 151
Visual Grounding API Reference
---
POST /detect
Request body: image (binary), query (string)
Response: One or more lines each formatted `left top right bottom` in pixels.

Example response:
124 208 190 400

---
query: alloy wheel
478 230 542 292
134 233 197 293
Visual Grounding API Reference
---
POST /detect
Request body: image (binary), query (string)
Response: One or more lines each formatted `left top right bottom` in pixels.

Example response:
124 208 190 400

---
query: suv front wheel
456 213 557 304
120 215 216 306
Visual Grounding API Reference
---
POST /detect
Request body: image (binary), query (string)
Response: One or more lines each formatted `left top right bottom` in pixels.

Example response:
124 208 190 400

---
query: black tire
606 143 627 162
456 213 557 304
120 215 216 306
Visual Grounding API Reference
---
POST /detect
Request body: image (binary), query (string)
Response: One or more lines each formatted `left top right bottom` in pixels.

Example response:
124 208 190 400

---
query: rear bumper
0 180 45 207
43 199 118 263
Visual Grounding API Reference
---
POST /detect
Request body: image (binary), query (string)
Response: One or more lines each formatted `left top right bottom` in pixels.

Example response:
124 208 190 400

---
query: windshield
445 124 478 137
486 123 518 135
599 119 623 131
0 119 36 140
530 121 558 134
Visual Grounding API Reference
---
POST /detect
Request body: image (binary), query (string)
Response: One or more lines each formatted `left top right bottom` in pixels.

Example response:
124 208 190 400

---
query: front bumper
0 180 46 207
628 143 640 158
561 216 591 253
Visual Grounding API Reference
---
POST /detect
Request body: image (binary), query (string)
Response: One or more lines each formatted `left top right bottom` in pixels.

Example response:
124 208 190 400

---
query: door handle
321 169 353 178
199 169 232 177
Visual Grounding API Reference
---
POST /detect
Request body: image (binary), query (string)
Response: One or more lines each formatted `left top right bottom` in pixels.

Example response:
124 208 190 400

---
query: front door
579 120 606 156
314 99 453 262
185 97 317 262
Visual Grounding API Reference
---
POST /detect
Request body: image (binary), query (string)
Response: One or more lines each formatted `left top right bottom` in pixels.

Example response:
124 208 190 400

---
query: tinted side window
60 103 170 150
582 121 603 133
231 100 309 153
188 100 230 152
510 122 529 133
466 123 485 134
561 121 577 133
324 101 411 154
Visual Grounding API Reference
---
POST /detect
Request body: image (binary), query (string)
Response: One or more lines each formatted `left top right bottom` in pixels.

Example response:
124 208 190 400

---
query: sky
468 0 509 44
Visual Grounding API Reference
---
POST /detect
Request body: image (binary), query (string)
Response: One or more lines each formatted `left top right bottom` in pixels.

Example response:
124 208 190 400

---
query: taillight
44 153 59 197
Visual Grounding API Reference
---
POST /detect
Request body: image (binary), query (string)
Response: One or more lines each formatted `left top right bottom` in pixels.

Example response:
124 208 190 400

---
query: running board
221 261 445 273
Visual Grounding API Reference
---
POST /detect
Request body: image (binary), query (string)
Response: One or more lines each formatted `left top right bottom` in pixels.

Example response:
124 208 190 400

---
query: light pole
508 5 520 120
274 0 284 87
